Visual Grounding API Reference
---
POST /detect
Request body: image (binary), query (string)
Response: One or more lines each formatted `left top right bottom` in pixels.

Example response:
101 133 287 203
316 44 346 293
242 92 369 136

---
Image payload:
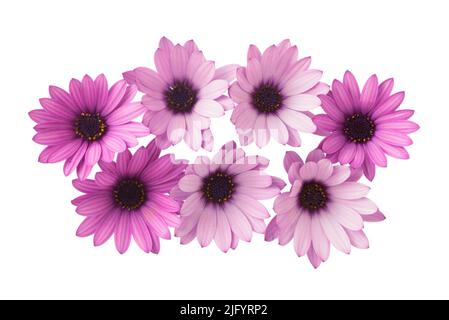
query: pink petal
343 70 360 105
214 64 238 82
283 151 303 173
360 74 378 114
282 70 322 96
293 212 312 256
319 94 344 122
332 80 353 114
254 114 269 147
170 44 188 80
246 58 263 86
85 142 101 166
313 114 338 132
179 174 202 192
336 197 378 215
180 192 205 217
229 83 251 103
93 209 120 246
319 213 351 253
371 91 405 119
103 80 128 116
114 213 131 254
376 130 413 146
76 214 105 237
225 203 253 242
322 133 346 154
194 99 225 118
167 114 186 144
154 48 173 84
329 202 364 231
234 170 272 188
338 143 357 165
328 182 370 199
365 141 387 167
267 114 288 144
196 206 217 247
214 206 232 252
311 214 330 261
277 109 316 132
274 193 297 215
63 142 88 176
346 229 369 249
324 166 350 186
192 61 215 89
316 159 333 181
264 218 279 242
198 79 228 100
300 162 318 180
131 213 153 253
232 194 270 219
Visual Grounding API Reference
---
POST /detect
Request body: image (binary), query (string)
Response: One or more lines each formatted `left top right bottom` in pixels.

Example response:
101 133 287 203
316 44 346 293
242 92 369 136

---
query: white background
0 0 447 299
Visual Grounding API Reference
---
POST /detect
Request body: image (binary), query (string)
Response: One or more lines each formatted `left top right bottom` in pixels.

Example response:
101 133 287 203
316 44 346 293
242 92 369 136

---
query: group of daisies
30 37 418 268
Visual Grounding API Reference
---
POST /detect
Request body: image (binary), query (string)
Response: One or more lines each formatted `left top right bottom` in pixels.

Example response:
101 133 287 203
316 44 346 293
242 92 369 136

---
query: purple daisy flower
171 141 285 252
124 37 238 151
72 140 187 254
30 75 149 180
313 71 419 180
229 39 329 147
265 149 385 268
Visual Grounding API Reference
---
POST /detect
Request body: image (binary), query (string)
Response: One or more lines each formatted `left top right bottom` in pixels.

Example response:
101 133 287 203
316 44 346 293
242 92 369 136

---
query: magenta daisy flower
124 37 238 151
313 71 419 180
30 75 149 180
229 39 329 147
171 141 285 252
72 140 187 254
265 149 385 268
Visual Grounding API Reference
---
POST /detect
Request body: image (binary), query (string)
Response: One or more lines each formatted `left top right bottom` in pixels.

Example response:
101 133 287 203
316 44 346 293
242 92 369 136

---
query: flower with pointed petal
229 39 329 148
124 37 237 151
172 141 285 251
30 74 149 180
313 71 419 180
265 149 385 268
72 140 187 254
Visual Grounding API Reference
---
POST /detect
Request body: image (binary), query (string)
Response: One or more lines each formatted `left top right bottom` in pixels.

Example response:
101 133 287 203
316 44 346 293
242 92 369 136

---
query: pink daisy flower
229 39 329 147
171 141 285 252
265 149 385 268
124 37 238 151
72 140 187 254
313 71 419 180
30 75 149 180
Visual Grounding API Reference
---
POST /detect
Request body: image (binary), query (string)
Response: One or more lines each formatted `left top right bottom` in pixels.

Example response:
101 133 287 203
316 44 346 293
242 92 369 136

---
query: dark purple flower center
202 171 234 204
252 83 283 113
165 80 197 113
343 113 376 143
299 181 328 212
113 179 146 211
75 112 106 141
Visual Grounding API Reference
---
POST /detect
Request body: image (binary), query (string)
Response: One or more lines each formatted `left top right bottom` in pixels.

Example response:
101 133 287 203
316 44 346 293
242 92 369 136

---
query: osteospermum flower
30 75 149 180
265 149 385 268
313 71 419 180
229 39 329 147
124 37 238 151
171 141 285 252
72 140 187 254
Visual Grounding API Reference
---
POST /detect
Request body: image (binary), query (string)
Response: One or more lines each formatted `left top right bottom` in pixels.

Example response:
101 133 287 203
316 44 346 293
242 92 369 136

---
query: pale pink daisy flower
172 141 285 252
124 37 238 151
229 39 329 147
30 75 149 180
265 149 385 268
313 71 419 180
72 140 187 254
